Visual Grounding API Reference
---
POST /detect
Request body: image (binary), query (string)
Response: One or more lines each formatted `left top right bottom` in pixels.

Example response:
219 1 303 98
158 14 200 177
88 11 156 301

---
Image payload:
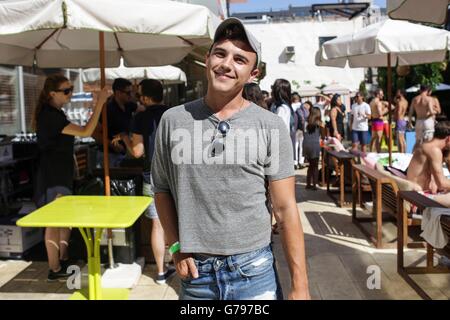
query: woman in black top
33 74 108 281
328 94 345 141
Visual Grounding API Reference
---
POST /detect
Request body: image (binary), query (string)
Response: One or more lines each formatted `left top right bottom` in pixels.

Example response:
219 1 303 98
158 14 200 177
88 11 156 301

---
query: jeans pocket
237 250 274 278
180 275 193 283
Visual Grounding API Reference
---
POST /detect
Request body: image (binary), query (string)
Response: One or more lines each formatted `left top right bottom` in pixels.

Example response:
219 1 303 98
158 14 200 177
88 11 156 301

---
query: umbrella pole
99 31 116 269
387 53 393 166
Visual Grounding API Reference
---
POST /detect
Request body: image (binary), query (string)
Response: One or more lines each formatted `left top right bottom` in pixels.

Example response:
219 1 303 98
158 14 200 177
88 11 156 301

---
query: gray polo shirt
151 98 294 255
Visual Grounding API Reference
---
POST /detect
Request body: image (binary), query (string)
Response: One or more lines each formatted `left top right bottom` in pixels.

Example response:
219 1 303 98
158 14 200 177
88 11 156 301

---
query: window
0 66 47 135
319 36 336 47
0 66 19 135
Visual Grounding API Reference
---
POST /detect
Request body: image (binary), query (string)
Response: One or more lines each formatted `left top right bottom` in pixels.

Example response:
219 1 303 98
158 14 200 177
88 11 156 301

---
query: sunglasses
55 86 74 95
210 120 231 157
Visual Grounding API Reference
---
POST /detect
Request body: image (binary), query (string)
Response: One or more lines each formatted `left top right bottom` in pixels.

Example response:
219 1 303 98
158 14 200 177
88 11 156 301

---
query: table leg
397 197 404 272
94 228 103 300
339 161 344 207
326 154 331 193
375 182 382 249
73 227 129 300
426 243 434 268
321 149 326 186
79 228 95 300
352 168 361 222
79 227 103 300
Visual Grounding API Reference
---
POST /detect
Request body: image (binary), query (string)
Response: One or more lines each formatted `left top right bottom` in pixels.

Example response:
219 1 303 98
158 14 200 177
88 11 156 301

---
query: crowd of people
246 78 450 200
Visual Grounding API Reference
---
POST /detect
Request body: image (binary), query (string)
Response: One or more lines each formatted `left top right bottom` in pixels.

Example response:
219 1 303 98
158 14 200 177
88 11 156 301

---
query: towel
420 207 450 249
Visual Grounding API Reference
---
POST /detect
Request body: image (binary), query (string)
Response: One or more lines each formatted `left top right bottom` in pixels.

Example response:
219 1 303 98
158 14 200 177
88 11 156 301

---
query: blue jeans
180 245 283 300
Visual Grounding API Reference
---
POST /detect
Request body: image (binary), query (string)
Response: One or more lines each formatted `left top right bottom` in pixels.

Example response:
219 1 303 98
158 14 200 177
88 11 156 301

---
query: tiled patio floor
1 168 449 300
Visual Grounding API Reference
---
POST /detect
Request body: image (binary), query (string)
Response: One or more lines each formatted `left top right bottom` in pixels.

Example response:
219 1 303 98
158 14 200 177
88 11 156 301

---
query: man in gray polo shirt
152 18 310 300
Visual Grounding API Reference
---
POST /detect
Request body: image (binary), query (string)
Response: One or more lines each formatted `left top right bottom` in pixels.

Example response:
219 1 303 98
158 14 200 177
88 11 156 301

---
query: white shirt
292 102 302 112
275 104 291 131
351 102 371 131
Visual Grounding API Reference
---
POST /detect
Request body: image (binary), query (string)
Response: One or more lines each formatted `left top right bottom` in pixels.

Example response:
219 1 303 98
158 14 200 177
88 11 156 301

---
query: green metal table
17 195 151 300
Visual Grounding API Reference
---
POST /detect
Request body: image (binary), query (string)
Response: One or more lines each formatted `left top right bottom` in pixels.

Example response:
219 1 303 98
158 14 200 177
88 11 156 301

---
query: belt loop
226 256 235 272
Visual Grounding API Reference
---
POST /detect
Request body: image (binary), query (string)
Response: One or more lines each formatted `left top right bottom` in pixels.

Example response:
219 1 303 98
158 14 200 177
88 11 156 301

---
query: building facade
232 3 385 94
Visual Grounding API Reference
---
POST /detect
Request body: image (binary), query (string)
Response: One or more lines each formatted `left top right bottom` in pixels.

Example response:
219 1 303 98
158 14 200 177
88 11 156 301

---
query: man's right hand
173 252 199 280
110 136 125 153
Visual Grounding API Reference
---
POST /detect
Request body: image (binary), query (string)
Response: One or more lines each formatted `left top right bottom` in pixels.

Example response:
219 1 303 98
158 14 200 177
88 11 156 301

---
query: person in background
369 89 390 153
33 74 108 281
291 92 304 169
394 89 408 153
408 85 438 147
130 79 174 284
303 107 324 190
295 100 312 170
93 78 145 167
431 95 442 119
291 92 301 111
328 94 345 141
243 82 267 109
271 79 294 130
407 121 450 194
350 92 371 153
314 94 331 124
271 78 296 158
261 89 271 106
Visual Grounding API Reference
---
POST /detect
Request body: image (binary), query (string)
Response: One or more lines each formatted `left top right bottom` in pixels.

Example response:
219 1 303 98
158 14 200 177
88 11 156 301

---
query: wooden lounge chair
352 162 422 248
397 191 450 300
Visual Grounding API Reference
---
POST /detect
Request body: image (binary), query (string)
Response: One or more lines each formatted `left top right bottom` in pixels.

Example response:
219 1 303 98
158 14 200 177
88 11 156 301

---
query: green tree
377 62 444 97
409 63 444 88
359 81 368 99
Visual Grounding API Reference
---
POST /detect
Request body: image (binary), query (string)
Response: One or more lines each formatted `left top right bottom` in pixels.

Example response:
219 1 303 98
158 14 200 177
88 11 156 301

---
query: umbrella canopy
82 65 187 83
388 0 449 25
297 85 320 97
317 19 450 68
0 0 220 68
0 0 219 198
322 83 351 95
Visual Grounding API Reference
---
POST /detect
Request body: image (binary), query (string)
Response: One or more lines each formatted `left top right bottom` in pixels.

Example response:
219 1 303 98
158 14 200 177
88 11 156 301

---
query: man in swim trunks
395 90 408 153
407 121 450 194
370 89 391 153
408 85 439 147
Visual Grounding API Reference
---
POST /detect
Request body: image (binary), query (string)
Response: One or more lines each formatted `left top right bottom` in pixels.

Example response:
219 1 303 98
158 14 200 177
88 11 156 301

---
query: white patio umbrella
0 0 218 193
322 83 351 95
0 0 218 68
316 19 450 164
297 85 320 97
82 65 187 84
388 0 449 25
0 0 219 273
